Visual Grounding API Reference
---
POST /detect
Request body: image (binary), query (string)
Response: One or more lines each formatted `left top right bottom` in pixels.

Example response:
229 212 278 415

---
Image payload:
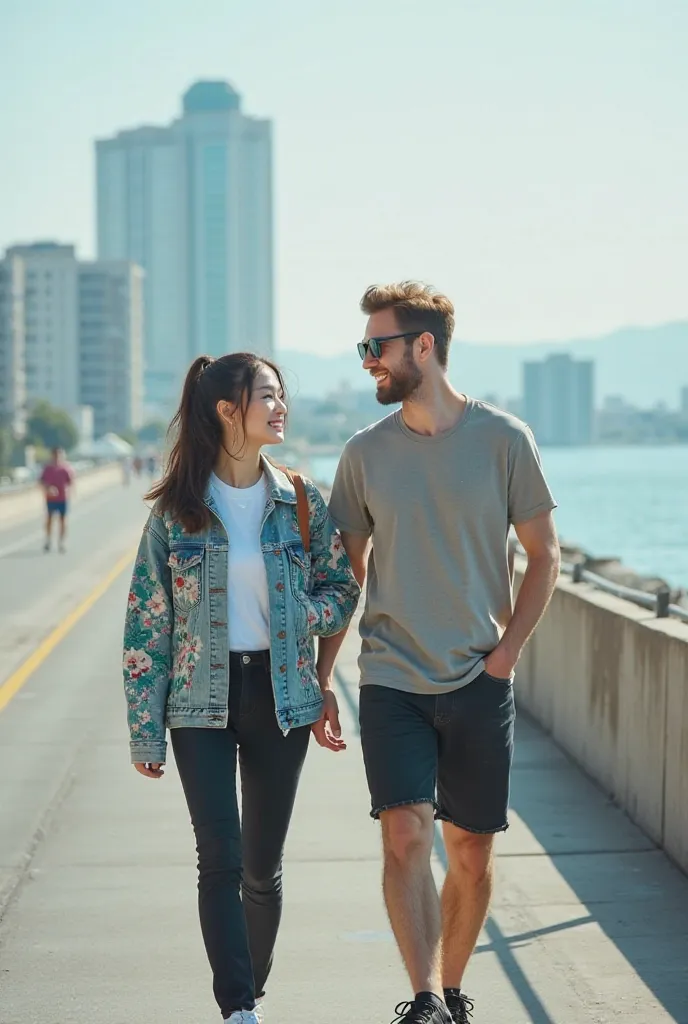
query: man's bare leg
59 512 67 552
440 824 494 990
381 803 443 998
44 510 54 551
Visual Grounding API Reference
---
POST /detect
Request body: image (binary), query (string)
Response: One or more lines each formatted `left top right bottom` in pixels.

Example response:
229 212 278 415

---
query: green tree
27 401 79 453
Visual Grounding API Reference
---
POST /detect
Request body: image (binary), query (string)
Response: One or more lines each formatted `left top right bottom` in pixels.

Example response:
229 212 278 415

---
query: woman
123 353 360 1024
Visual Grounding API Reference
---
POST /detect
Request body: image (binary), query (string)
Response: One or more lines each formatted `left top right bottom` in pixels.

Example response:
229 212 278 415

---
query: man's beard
376 352 423 406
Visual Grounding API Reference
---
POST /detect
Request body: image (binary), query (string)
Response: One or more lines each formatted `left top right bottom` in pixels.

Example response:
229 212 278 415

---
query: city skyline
2 1 686 355
4 243 80 418
0 242 143 438
523 354 595 447
97 81 273 410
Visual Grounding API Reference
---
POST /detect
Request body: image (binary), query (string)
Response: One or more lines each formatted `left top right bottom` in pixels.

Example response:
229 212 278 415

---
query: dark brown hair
360 281 455 369
148 352 286 534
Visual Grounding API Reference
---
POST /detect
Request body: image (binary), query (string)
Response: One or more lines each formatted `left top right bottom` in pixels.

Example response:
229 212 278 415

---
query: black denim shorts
358 672 516 834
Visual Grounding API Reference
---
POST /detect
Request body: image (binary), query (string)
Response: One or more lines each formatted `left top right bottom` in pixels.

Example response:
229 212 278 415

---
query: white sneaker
224 1012 261 1024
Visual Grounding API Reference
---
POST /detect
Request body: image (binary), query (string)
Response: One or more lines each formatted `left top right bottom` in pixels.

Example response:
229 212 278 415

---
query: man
40 447 74 553
316 282 560 1024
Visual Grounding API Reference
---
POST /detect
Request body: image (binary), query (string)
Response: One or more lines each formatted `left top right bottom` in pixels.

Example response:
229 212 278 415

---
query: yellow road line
0 545 137 714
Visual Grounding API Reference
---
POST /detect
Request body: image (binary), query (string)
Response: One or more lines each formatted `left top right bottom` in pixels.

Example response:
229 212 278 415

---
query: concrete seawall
515 562 688 873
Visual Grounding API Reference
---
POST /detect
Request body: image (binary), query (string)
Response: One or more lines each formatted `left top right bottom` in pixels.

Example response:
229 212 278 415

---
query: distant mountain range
278 322 688 407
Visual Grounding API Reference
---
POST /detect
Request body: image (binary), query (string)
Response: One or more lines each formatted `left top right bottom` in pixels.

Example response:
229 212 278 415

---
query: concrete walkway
1 501 687 1021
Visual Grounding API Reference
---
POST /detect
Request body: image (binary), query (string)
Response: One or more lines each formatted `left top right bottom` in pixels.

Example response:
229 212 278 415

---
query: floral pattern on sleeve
300 480 361 637
123 515 173 763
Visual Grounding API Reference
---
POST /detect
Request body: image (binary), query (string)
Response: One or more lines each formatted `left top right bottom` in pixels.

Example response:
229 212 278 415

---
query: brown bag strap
292 473 311 555
278 465 311 554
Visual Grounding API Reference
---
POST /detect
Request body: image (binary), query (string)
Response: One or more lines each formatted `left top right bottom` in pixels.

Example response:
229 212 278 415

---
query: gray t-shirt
328 399 557 694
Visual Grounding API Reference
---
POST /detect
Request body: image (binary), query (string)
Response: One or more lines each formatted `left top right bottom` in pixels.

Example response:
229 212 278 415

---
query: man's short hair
360 281 455 369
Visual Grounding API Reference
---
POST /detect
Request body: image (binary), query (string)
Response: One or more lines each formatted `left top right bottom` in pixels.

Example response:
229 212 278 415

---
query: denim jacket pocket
286 543 311 593
168 548 204 614
284 543 312 635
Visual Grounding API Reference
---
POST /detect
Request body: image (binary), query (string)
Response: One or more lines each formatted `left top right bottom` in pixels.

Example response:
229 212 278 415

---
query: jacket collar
203 455 298 512
261 455 298 505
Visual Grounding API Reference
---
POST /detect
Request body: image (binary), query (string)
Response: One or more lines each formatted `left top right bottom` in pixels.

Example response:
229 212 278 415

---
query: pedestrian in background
39 446 74 553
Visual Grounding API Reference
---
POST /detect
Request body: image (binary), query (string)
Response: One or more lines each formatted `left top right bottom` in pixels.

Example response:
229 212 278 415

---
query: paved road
0 489 687 1023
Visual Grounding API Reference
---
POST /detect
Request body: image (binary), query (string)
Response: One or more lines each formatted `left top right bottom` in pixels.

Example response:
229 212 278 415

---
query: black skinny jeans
171 652 311 1018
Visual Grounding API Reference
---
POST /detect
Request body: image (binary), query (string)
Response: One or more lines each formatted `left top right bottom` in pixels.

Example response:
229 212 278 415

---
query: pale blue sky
2 0 686 353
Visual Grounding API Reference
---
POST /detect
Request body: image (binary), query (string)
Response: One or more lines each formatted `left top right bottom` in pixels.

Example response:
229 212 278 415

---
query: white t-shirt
209 472 270 652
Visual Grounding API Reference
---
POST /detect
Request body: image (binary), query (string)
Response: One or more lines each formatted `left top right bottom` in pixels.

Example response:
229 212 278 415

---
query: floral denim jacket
123 460 360 764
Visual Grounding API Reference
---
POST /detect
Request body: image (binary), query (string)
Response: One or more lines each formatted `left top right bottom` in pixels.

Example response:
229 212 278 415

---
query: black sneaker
444 989 474 1023
391 993 453 1024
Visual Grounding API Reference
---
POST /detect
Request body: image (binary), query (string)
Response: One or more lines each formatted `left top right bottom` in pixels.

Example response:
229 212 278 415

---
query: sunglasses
357 332 421 361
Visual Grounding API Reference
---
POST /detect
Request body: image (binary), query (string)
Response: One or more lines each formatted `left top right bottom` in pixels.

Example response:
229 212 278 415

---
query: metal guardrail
560 559 688 623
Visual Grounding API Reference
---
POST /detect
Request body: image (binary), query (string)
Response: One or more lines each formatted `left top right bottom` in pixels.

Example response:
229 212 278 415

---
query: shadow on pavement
504 714 688 1022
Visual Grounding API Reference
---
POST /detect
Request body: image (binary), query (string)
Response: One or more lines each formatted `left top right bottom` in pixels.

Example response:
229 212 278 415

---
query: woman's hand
134 762 165 779
311 690 347 752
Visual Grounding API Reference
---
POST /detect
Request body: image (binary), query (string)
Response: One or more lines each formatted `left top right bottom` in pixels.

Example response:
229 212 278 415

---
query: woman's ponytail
147 356 224 533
